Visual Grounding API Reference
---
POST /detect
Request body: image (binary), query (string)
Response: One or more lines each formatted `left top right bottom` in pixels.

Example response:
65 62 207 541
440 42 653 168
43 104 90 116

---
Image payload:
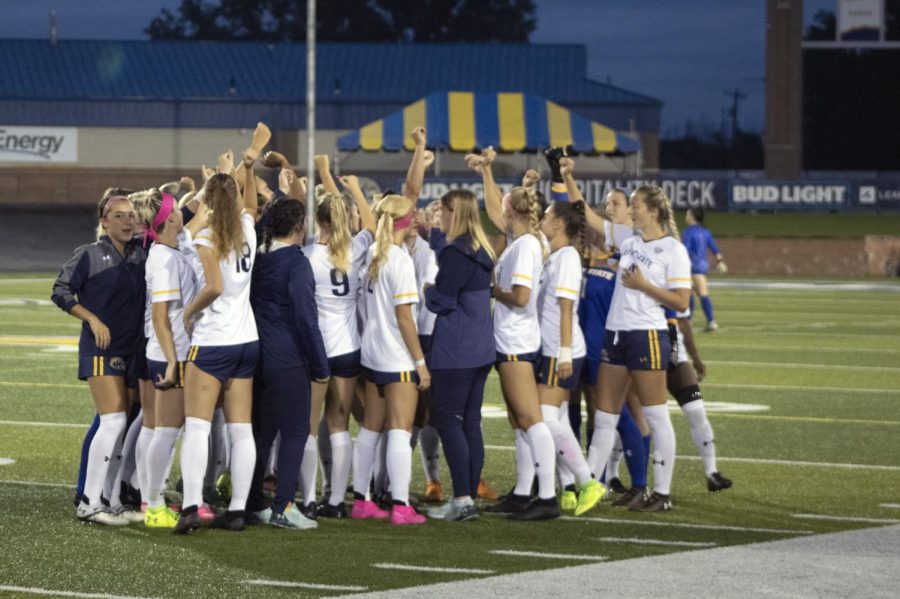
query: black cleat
629 492 672 512
612 486 647 508
707 472 733 492
211 510 245 531
606 477 627 494
173 506 202 535
317 502 348 519
301 501 318 520
120 481 142 510
485 493 532 514
508 498 561 521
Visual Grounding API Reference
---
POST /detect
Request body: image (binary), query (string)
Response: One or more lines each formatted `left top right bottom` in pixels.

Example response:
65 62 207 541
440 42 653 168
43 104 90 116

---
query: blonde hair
316 192 352 273
132 189 167 235
95 187 133 240
368 194 413 281
507 186 547 259
632 185 679 240
441 190 495 261
204 173 245 256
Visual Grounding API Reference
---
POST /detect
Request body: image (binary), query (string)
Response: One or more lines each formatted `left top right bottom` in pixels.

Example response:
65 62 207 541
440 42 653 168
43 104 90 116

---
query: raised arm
403 127 428 202
560 157 608 234
314 154 340 195
466 146 504 232
241 149 258 218
339 174 376 233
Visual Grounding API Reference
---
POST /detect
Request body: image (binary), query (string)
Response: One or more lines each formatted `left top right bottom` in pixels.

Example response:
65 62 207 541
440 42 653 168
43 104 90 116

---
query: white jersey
493 233 543 354
145 235 198 362
303 230 373 357
603 220 635 268
190 212 259 346
409 235 438 336
672 308 690 365
606 235 691 331
538 245 586 359
360 244 419 372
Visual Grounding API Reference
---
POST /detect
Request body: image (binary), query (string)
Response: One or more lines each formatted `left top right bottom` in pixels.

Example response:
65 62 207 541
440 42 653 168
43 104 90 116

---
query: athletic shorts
690 266 708 275
363 368 419 386
135 337 151 381
77 353 140 387
328 350 361 379
147 359 186 390
537 355 585 390
187 341 259 382
601 329 670 371
494 350 540 369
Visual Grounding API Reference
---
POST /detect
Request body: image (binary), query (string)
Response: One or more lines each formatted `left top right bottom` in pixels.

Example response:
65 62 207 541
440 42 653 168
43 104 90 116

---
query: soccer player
682 207 727 332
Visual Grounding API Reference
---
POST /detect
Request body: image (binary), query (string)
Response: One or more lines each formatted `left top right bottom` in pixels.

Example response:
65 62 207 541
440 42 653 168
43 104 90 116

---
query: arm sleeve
51 246 90 313
425 247 475 315
148 252 182 304
554 250 582 301
508 241 536 290
428 228 448 252
180 206 194 226
391 255 419 306
705 230 721 256
289 260 331 380
667 243 693 290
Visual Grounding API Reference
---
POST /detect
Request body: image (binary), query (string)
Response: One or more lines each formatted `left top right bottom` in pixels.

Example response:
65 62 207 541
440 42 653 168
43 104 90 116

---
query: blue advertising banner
729 181 852 211
856 181 900 210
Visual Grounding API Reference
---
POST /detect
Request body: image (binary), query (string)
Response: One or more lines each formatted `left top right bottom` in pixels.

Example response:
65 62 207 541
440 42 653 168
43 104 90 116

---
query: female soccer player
682 207 726 331
53 189 147 525
587 185 692 512
354 194 430 526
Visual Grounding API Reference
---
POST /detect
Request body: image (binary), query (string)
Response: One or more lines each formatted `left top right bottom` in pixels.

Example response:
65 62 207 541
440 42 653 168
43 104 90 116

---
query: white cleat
77 504 131 526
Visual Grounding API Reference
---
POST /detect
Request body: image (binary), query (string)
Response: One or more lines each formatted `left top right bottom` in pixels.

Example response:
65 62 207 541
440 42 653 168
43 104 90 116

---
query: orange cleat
477 478 499 501
424 480 444 503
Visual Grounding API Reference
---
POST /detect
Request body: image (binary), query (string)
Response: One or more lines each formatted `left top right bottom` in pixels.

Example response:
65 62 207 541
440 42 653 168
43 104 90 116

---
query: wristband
414 358 426 367
558 347 572 364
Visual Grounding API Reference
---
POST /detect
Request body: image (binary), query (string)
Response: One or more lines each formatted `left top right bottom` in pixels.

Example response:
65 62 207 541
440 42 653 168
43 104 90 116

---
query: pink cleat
197 503 216 522
351 499 389 520
390 504 426 526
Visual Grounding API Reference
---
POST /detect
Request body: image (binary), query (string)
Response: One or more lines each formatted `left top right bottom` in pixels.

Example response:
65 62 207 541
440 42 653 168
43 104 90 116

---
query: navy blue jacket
51 236 147 357
250 245 330 379
425 234 495 370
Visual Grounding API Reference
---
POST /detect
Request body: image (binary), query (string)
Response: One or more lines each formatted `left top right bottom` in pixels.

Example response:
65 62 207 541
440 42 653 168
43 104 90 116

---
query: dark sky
1 0 771 135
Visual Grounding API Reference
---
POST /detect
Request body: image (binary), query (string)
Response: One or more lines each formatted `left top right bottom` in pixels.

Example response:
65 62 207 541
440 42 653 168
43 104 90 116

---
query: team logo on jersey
109 357 126 371
654 247 664 254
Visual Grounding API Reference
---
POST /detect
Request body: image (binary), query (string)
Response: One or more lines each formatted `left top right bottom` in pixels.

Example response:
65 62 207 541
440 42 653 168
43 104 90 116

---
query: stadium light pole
306 0 316 233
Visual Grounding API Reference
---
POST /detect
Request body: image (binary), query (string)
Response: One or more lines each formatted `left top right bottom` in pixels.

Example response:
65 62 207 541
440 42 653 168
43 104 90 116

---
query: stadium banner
856 181 900 210
0 126 78 163
839 0 882 41
729 180 852 211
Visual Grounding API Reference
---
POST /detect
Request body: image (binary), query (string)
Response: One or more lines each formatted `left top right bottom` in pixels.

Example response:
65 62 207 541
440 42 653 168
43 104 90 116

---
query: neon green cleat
144 505 180 529
574 480 606 516
560 490 577 512
216 471 232 503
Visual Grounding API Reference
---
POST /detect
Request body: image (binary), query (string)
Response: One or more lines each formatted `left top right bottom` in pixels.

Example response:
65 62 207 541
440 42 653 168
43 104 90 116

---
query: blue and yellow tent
336 91 640 155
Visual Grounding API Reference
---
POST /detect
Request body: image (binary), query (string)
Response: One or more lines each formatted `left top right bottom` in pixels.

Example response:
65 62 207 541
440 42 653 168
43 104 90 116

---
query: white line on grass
371 563 494 574
488 550 606 561
0 585 157 599
791 513 900 524
0 420 86 429
0 458 15 466
0 479 75 489
701 383 899 395
558 515 812 535
880 504 900 509
596 537 716 548
705 360 900 373
709 280 900 292
699 343 900 355
0 278 55 284
243 580 369 591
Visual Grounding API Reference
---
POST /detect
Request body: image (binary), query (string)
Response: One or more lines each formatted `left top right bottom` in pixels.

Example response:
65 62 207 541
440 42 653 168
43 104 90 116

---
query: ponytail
368 194 413 281
508 186 548 260
317 192 351 273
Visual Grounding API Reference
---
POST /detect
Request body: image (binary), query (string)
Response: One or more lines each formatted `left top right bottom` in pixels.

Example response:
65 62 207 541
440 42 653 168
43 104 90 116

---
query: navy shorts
363 368 419 386
147 359 186 390
690 266 708 276
187 341 259 382
601 329 670 371
135 337 151 380
537 356 585 390
78 353 140 387
328 350 361 378
494 350 540 368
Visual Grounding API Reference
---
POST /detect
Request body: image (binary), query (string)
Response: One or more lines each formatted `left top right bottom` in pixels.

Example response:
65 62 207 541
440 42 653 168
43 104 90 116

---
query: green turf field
1 274 899 598
673 211 900 238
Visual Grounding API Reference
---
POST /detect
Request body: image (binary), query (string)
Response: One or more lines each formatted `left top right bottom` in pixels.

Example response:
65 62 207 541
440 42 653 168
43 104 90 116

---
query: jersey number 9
330 268 350 296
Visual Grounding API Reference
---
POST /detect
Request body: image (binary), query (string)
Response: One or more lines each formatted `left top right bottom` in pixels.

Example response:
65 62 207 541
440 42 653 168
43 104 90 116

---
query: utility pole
724 87 747 143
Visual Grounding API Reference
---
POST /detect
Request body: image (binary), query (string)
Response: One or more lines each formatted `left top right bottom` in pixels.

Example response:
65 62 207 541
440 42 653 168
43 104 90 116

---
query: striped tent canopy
336 91 640 155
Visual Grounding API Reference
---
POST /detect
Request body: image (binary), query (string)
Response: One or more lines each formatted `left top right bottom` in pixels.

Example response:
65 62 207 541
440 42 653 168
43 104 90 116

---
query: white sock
525 422 557 500
135 426 154 500
556 401 576 488
373 432 388 495
318 418 333 494
605 432 624 482
226 423 256 512
145 427 179 509
299 435 319 505
205 408 228 487
682 400 717 475
419 425 442 482
513 429 535 496
352 427 381 499
83 412 127 508
119 410 143 491
266 432 281 477
586 411 619 480
328 431 352 507
643 404 676 496
162 429 180 488
542 405 592 484
386 429 413 505
180 417 211 509
102 420 126 509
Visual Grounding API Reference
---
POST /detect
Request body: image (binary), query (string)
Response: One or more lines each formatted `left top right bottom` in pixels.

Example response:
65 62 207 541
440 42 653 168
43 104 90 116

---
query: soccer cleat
271 504 318 530
606 477 627 494
449 504 480 522
508 498 561 521
477 478 499 501
172 506 202 535
485 493 532 514
211 510 245 531
707 472 733 492
559 490 577 512
117 508 146 524
391 504 426 526
426 501 453 520
246 507 272 525
574 480 606 516
197 503 216 522
350 499 389 520
424 480 444 503
301 501 318 520
216 472 232 502
144 505 179 529
705 321 719 332
317 502 348 519
612 486 648 508
629 492 672 512
76 503 130 526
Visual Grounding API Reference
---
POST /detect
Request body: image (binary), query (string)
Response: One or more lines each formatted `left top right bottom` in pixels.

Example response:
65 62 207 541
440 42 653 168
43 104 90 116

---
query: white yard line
0 420 87 429
596 537 715 548
705 360 900 373
701 343 900 355
0 585 157 599
0 278 55 284
709 280 900 292
488 550 606 561
791 513 900 524
0 479 75 489
371 563 494 575
879 504 900 509
701 383 899 395
558 515 812 535
243 579 369 592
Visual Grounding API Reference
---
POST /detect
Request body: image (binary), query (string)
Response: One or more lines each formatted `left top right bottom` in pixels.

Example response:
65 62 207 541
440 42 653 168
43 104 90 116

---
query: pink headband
502 192 512 214
143 193 176 246
393 210 414 231
102 195 129 218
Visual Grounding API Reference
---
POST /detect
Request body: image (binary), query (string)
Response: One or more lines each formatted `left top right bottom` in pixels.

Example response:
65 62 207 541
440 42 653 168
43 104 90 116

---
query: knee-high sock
181 417 211 509
328 431 352 506
102 423 126 508
682 400 717 475
145 427 179 509
586 411 619 481
162 429 179 489
352 427 381 499
542 405 591 484
556 402 576 488
119 410 142 491
604 432 623 483
135 426 154 499
566 398 583 444
418 425 442 482
76 414 100 501
83 412 127 508
513 429 535 496
372 432 388 495
226 423 256 512
299 435 319 505
318 418 333 494
205 407 228 488
643 404 676 496
700 296 715 323
617 407 648 488
525 422 557 500
386 429 413 505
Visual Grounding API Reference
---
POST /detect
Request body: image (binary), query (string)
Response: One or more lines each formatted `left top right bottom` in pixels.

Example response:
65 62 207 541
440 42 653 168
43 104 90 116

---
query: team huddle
51 123 731 533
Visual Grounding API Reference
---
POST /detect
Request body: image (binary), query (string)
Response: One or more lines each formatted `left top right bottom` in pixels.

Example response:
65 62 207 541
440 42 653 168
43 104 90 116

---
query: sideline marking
0 336 78 346
701 383 899 396
596 537 715 548
792 513 900 524
0 381 85 390
0 278 55 284
0 420 86 429
243 580 369 592
557 515 812 535
706 359 900 373
709 280 900 292
372 563 494 574
0 585 157 599
707 413 900 427
488 550 606 561
0 458 15 466
700 342 900 355
879 504 900 509
0 479 75 489
0 298 53 306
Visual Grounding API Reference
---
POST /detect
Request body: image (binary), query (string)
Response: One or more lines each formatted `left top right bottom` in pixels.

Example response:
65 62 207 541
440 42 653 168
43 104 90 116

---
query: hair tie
143 193 176 247
393 210 414 231
501 193 512 214
102 195 128 218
